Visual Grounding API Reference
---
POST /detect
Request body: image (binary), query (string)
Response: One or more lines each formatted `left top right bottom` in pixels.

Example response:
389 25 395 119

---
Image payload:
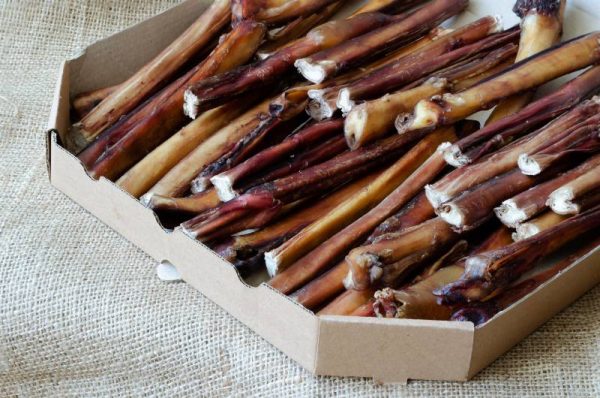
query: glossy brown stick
306 29 448 120
256 1 343 58
238 0 341 25
318 288 376 316
397 32 600 134
224 173 377 262
267 127 455 291
485 0 565 124
512 211 569 241
72 84 119 120
451 235 600 326
441 66 600 167
368 192 435 241
425 98 600 208
437 165 568 232
211 119 343 201
116 100 250 198
495 154 600 227
143 97 274 199
144 189 221 215
295 0 469 83
372 226 513 319
436 205 600 304
83 21 267 181
336 18 512 112
344 78 448 150
74 0 231 143
345 217 458 290
517 116 600 175
184 11 398 115
547 165 600 215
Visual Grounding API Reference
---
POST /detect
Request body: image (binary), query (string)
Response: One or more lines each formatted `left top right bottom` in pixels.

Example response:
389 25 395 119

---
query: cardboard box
46 0 600 383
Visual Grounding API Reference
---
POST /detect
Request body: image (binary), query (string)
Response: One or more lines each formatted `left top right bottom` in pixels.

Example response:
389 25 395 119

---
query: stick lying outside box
46 0 600 384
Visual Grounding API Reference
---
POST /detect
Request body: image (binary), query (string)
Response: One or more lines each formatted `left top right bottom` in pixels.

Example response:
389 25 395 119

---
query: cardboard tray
46 0 600 384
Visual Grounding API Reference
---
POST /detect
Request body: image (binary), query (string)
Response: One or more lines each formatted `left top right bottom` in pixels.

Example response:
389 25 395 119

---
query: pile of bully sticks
70 0 600 325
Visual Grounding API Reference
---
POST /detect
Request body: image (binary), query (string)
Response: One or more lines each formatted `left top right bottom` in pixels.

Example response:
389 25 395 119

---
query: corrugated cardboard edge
468 246 600 378
316 316 474 384
44 0 600 384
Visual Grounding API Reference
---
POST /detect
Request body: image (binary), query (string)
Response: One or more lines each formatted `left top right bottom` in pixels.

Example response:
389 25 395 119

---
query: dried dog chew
396 31 600 134
74 0 231 143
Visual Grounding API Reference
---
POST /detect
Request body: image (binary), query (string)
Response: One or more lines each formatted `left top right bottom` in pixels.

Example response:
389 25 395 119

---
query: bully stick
306 29 449 120
218 127 429 216
512 211 568 241
440 66 600 167
211 119 344 201
495 154 600 227
256 1 343 58
396 31 600 134
345 217 458 290
265 128 452 283
183 11 399 116
337 23 518 115
181 159 386 240
235 0 341 25
292 184 452 310
485 0 565 124
344 78 449 150
224 172 378 262
294 0 469 84
190 109 308 194
547 165 600 215
247 135 349 185
437 162 572 233
318 288 377 316
74 0 231 143
451 236 600 326
373 226 513 319
343 42 517 149
83 21 267 181
425 98 600 208
517 117 600 175
142 96 274 199
72 84 120 120
143 189 221 215
436 205 600 304
351 0 428 15
368 192 435 241
116 100 250 198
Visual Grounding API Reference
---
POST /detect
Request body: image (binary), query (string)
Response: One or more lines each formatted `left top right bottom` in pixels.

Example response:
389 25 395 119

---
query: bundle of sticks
71 0 600 325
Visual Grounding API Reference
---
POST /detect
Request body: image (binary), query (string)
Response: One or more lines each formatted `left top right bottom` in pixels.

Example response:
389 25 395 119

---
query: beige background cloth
0 0 598 396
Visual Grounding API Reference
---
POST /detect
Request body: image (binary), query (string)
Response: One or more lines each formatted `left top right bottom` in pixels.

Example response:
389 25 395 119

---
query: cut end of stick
344 105 367 150
140 192 155 208
307 97 335 121
295 58 329 84
425 184 451 209
336 88 355 114
440 142 471 167
67 122 94 154
547 187 578 215
517 153 542 175
438 202 465 230
183 89 200 119
210 174 238 201
179 225 199 240
494 199 528 227
264 251 280 278
512 222 541 241
396 100 442 134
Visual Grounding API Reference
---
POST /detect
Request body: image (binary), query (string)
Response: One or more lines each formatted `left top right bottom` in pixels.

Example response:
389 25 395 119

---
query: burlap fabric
0 1 598 396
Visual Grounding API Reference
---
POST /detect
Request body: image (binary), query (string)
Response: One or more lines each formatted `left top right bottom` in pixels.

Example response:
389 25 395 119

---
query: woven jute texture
0 1 599 396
